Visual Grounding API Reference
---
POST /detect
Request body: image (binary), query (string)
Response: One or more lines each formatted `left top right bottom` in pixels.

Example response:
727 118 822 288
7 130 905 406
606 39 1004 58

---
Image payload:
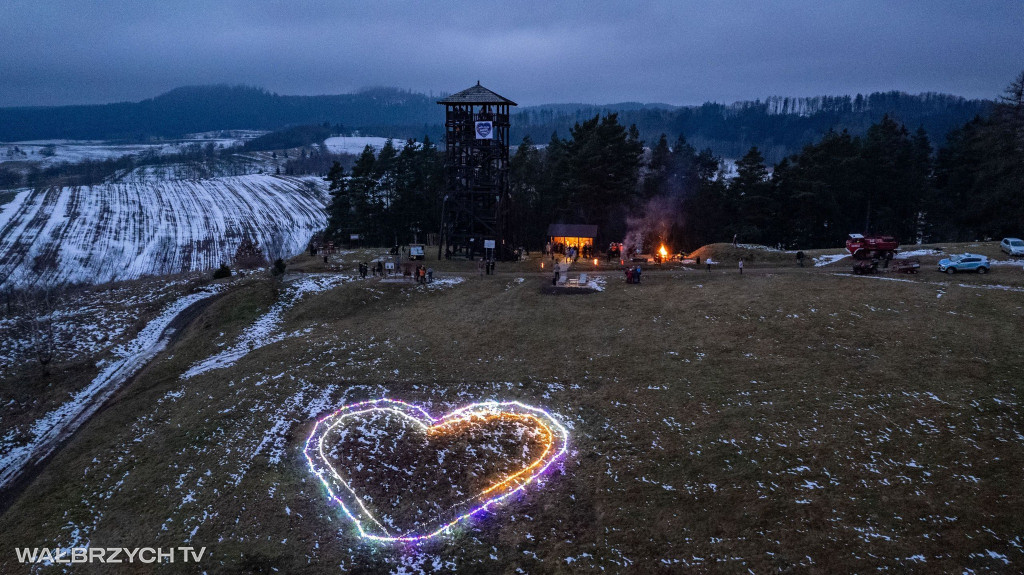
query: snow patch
814 254 849 267
0 286 223 489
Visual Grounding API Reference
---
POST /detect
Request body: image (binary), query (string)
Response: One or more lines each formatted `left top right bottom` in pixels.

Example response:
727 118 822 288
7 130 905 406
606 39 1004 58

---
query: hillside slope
0 175 328 287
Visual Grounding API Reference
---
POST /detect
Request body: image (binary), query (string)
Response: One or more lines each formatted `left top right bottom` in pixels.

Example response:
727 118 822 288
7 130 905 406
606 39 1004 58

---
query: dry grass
0 274 206 446
1 257 1022 573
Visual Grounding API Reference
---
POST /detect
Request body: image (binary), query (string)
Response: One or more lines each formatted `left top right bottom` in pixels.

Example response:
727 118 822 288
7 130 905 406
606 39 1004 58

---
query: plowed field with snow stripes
0 175 328 287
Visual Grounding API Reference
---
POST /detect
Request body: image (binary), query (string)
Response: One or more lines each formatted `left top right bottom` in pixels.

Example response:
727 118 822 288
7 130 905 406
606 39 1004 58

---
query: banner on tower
475 121 493 139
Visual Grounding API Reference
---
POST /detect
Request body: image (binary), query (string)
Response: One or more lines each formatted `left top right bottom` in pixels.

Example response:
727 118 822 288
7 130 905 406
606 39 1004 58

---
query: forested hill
0 85 989 161
0 85 440 142
514 92 990 163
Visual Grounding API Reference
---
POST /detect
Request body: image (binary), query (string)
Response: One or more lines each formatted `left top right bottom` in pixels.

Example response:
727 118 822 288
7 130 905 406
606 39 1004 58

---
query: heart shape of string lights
304 399 569 542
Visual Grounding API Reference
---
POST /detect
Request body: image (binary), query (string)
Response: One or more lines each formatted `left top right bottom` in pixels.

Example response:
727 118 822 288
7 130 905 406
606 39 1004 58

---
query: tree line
0 142 237 189
513 91 987 165
323 72 1022 253
324 138 445 247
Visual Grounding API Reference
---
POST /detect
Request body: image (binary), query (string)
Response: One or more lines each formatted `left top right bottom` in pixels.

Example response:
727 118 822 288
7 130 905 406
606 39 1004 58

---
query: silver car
1000 238 1024 256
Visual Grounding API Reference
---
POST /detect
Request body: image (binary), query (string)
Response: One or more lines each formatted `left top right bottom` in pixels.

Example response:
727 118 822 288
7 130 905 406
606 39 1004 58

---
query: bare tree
12 285 65 373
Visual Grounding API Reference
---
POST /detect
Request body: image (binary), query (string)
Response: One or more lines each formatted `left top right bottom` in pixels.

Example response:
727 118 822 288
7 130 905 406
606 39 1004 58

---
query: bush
233 237 267 269
271 258 286 276
213 263 232 279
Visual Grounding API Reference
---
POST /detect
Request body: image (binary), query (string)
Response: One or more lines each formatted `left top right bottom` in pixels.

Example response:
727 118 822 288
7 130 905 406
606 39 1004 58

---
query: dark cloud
1 0 1022 107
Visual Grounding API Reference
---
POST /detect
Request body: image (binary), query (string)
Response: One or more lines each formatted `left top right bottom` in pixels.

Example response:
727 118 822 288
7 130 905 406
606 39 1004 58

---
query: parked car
1000 237 1024 256
938 253 990 274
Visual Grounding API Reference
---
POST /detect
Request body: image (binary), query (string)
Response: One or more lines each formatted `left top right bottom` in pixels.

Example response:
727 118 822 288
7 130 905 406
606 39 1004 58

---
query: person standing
738 258 744 275
635 265 642 284
796 251 805 267
426 267 433 283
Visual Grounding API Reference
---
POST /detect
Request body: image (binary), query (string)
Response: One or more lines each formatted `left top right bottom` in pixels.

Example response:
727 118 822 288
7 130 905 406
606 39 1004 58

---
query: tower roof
437 82 517 106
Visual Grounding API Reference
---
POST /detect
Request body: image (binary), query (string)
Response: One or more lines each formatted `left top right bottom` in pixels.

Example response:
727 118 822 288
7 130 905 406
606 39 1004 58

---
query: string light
303 399 569 543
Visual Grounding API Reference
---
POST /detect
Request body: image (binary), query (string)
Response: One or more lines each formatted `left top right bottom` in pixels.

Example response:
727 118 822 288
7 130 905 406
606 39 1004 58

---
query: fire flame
593 259 598 266
659 245 669 258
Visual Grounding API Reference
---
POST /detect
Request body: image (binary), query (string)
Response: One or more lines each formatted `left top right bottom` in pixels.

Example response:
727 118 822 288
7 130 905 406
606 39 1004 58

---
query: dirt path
0 286 225 512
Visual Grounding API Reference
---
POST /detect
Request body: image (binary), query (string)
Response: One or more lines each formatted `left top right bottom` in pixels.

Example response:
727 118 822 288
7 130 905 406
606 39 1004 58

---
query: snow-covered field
0 286 223 490
323 136 407 155
0 175 329 287
0 137 249 168
0 277 198 378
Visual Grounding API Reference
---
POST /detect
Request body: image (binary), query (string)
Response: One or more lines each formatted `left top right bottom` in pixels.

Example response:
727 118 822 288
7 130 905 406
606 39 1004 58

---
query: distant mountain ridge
0 85 441 142
0 85 991 162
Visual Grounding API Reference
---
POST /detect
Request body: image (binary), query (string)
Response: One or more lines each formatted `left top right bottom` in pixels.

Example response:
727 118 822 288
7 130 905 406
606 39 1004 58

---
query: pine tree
909 127 934 242
996 70 1024 151
349 145 380 244
771 129 865 248
510 135 544 247
642 134 671 199
565 114 643 239
728 146 772 244
667 135 698 196
324 161 352 242
862 115 918 241
540 132 572 222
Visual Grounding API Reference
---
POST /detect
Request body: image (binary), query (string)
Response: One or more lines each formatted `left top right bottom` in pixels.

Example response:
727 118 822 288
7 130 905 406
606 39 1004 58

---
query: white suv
1000 238 1024 256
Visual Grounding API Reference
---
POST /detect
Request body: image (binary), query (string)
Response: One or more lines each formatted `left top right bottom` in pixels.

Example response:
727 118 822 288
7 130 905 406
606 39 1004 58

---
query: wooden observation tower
437 82 516 260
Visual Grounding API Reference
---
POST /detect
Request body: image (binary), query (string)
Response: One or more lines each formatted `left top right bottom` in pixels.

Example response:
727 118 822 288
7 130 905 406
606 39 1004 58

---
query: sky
1 0 1022 108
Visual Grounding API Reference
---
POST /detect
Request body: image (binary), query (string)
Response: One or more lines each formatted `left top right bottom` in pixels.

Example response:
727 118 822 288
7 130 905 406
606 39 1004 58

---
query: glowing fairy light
303 399 569 543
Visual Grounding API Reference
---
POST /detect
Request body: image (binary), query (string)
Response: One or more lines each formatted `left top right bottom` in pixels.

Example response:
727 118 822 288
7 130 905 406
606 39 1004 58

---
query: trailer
890 258 921 274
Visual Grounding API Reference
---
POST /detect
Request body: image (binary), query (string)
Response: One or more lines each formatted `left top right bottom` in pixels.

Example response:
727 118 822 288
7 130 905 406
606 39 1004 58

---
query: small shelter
547 224 598 252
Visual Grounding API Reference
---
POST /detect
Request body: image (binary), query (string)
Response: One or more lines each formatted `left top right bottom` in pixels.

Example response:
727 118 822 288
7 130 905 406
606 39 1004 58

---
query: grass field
0 246 1022 573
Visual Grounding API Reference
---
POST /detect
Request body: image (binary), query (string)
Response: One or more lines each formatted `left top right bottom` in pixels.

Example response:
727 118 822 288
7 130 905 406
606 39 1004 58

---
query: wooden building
547 224 598 250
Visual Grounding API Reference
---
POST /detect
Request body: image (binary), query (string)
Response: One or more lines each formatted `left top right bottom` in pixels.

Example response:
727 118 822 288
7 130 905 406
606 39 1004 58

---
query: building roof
547 224 598 238
437 82 517 106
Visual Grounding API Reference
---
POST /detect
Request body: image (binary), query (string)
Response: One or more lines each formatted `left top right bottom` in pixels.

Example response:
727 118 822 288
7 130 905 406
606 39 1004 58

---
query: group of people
443 245 525 261
625 265 643 284
359 261 388 278
413 264 433 284
545 242 592 262
478 259 496 276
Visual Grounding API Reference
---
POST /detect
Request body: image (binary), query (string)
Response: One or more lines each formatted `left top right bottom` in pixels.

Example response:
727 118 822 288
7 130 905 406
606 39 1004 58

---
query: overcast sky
1 1 1022 107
